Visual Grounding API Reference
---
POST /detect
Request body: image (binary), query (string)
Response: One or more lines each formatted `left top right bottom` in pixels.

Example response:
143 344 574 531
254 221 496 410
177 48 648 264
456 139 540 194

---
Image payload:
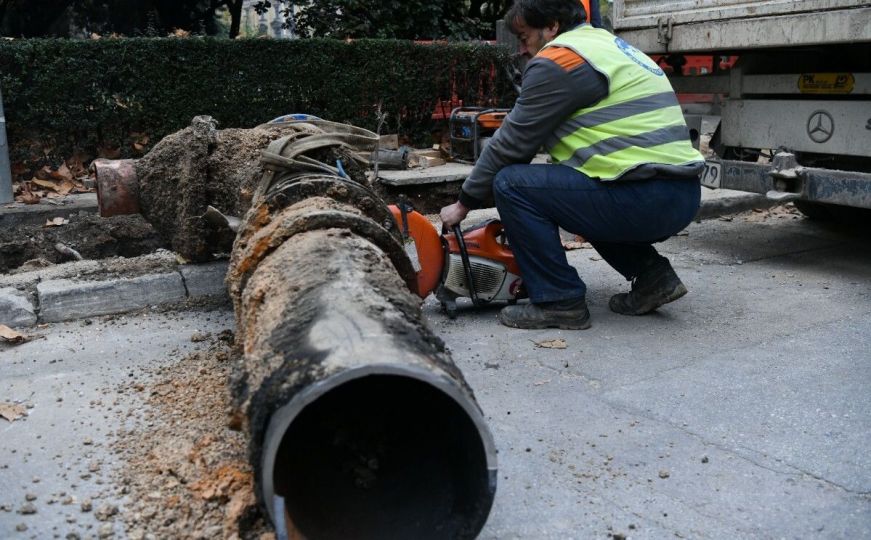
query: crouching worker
440 0 704 330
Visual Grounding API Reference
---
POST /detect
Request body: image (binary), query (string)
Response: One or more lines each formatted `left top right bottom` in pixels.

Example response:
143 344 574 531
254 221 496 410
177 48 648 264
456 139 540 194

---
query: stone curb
0 287 37 327
0 261 229 328
0 193 98 228
696 194 781 220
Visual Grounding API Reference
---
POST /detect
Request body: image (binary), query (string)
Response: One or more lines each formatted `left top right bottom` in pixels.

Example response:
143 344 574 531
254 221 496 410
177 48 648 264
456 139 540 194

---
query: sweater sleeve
458 49 608 209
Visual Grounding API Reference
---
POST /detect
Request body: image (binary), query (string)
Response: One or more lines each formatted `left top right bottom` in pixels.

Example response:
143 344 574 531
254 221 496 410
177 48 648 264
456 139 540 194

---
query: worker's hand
440 201 470 228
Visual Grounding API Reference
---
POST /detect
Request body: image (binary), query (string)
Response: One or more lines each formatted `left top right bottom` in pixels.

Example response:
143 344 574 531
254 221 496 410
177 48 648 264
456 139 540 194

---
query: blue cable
336 159 347 178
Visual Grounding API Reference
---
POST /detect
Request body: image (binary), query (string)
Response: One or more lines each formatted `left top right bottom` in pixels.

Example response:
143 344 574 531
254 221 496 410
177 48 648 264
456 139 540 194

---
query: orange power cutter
389 202 527 318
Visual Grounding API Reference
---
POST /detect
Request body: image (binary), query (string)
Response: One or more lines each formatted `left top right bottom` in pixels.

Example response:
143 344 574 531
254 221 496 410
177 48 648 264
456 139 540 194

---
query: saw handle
452 224 484 307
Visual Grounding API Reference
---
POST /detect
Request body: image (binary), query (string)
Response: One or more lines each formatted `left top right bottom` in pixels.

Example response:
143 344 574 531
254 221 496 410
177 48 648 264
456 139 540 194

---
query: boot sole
610 282 688 316
498 313 592 330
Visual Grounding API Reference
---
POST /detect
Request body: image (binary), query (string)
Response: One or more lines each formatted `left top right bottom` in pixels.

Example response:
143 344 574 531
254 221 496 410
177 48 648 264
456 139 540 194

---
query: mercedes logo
807 111 834 143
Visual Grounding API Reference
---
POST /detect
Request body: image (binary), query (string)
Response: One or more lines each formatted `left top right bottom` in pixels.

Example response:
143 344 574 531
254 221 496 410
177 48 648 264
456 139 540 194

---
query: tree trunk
222 0 242 38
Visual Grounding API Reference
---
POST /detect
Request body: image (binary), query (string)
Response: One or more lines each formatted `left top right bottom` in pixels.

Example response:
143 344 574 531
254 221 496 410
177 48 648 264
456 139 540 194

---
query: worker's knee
493 165 524 200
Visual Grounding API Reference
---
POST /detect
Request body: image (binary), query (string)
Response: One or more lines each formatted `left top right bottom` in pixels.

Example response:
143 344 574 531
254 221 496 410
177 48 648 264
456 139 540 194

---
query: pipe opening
272 374 492 539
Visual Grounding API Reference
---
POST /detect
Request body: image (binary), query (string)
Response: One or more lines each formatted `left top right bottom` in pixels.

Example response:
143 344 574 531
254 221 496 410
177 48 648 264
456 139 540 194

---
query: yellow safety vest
542 26 703 180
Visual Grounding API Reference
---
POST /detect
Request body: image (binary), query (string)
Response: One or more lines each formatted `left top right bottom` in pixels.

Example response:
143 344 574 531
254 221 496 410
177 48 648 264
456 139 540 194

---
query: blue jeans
492 164 701 303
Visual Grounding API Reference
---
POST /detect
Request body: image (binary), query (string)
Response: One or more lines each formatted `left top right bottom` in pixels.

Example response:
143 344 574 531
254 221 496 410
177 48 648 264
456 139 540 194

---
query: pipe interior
272 374 492 540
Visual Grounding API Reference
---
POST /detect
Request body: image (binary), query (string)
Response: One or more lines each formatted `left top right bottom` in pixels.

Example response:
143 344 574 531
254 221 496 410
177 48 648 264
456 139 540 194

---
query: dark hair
504 0 586 34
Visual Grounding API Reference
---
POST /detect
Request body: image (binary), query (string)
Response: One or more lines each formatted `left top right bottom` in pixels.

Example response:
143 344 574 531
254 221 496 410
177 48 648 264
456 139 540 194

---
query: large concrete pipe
226 121 497 539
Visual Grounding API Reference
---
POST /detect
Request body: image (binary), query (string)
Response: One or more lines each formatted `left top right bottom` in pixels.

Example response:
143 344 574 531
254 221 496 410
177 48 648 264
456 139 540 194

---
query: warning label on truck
798 73 855 94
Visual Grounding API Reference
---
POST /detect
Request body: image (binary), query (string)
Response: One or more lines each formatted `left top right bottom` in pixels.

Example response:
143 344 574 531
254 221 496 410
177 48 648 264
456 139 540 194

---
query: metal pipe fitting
92 158 140 217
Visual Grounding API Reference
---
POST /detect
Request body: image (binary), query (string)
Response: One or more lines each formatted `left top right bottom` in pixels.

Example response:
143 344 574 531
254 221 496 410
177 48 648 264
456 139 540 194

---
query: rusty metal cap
92 158 140 217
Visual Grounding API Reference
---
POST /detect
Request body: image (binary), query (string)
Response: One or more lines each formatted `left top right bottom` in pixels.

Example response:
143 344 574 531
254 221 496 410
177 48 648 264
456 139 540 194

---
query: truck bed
612 0 871 53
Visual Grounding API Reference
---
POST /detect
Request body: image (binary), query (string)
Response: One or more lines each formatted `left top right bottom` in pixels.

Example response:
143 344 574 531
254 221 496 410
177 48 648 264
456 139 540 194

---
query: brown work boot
498 298 591 330
609 258 687 315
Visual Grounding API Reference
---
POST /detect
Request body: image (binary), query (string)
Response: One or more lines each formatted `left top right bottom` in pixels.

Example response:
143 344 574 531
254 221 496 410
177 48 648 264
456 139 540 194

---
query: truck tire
795 201 871 225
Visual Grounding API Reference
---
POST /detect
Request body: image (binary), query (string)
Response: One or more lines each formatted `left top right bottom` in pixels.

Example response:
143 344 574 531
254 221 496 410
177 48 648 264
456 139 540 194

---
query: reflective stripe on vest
581 0 591 23
542 26 702 180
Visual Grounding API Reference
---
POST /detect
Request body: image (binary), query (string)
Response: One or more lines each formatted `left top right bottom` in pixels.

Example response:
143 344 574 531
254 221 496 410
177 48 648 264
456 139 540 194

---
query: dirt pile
136 117 302 263
112 330 272 540
0 214 163 273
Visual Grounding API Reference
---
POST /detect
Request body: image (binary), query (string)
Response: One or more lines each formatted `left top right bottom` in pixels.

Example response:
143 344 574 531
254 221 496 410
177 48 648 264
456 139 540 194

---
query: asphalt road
1 209 869 539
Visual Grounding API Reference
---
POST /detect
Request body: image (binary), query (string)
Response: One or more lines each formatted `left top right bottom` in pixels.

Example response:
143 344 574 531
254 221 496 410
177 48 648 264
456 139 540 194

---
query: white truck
612 0 871 220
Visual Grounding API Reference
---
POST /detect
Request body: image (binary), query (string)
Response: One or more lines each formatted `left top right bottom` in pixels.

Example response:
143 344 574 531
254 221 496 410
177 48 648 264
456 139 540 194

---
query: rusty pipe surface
92 158 140 217
226 120 497 539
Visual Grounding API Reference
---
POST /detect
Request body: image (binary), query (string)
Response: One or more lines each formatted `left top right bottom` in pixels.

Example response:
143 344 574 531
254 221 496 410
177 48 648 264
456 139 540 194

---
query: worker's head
505 0 586 58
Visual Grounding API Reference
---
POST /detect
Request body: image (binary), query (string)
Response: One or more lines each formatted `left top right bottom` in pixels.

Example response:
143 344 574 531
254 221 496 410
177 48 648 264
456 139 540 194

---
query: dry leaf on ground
31 178 57 191
130 132 151 152
17 183 41 204
35 165 54 180
67 155 88 178
49 163 74 183
0 324 30 344
32 178 76 195
533 338 567 349
44 217 69 227
0 402 27 422
561 234 588 251
562 241 589 251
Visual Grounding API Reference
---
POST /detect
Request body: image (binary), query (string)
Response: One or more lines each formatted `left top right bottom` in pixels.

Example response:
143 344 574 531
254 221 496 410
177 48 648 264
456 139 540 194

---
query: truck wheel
794 201 833 221
795 201 871 225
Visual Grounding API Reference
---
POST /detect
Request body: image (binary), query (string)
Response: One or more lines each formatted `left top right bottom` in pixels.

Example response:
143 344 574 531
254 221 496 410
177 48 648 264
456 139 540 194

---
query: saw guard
389 205 445 298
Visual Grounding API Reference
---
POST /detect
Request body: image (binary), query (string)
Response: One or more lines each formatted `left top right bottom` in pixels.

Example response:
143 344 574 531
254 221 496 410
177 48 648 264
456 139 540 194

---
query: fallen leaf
35 165 53 180
17 182 41 204
131 132 151 152
57 180 76 195
0 324 30 344
562 241 588 251
0 402 27 422
44 217 69 227
533 338 567 350
67 155 88 178
49 163 74 183
31 179 60 191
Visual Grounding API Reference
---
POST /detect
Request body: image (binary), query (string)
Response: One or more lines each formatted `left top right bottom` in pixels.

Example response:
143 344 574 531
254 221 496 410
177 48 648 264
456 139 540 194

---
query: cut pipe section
226 123 497 539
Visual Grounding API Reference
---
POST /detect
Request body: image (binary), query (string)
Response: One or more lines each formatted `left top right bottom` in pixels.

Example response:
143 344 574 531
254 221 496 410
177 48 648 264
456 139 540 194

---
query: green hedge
0 37 515 169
